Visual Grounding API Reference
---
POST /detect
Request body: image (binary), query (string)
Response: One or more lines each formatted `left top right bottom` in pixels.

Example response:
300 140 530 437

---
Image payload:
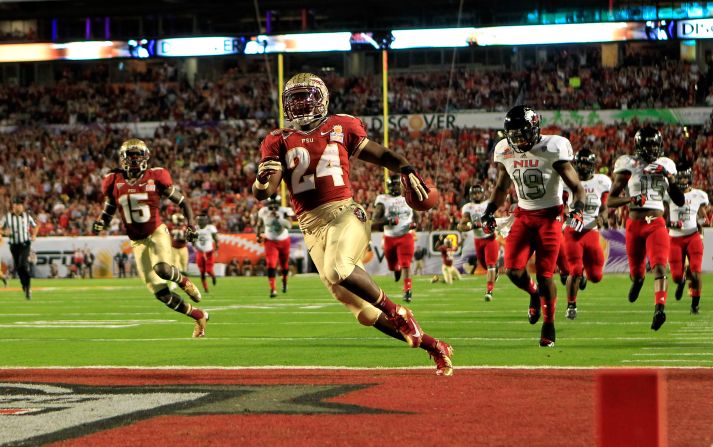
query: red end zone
0 368 711 447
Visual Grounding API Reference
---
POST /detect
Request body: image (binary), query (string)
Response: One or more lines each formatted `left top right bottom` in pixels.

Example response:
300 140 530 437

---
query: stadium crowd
0 58 707 126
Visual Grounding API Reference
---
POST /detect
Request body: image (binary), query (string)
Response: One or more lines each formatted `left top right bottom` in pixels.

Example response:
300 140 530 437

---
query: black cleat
403 290 412 303
691 305 700 315
579 275 587 291
628 278 645 303
282 283 288 293
651 304 666 331
560 274 568 286
674 280 685 301
540 322 556 347
528 294 540 324
270 289 277 298
25 288 31 300
212 276 217 286
394 270 402 282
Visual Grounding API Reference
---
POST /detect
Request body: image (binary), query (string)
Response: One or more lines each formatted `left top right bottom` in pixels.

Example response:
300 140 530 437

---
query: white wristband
253 180 270 190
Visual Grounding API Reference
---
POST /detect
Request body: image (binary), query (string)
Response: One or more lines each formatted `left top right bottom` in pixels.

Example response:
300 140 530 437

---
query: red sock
541 297 556 323
486 281 494 293
420 334 438 351
528 279 537 295
404 277 412 291
568 295 576 304
269 277 276 290
189 308 205 320
690 289 700 298
655 290 667 305
375 291 398 316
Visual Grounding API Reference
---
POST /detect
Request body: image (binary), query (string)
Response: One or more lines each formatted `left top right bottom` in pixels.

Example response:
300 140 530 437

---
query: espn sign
677 19 713 39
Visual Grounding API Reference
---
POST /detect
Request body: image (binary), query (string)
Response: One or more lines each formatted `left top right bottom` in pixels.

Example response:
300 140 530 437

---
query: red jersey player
92 139 209 337
664 166 710 314
608 126 685 330
257 196 295 297
252 73 453 376
562 148 611 319
481 106 585 347
372 174 417 302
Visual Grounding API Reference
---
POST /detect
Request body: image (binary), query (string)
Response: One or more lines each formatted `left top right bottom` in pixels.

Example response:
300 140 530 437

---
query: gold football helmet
119 138 150 178
283 73 329 127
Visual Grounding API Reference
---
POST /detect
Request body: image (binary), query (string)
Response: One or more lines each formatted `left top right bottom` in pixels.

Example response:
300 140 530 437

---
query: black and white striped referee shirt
1 212 37 244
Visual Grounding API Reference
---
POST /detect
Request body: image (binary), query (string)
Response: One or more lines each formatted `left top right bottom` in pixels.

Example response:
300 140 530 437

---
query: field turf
0 274 711 369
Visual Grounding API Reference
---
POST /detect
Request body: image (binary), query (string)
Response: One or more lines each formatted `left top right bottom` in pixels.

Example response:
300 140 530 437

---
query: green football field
0 273 711 368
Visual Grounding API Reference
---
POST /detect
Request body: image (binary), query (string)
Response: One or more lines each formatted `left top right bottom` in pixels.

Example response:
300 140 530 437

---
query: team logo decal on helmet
574 148 597 180
634 126 663 163
119 139 150 178
504 105 541 153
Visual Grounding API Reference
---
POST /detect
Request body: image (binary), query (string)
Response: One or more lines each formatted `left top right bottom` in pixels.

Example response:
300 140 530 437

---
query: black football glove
480 213 497 234
567 201 585 232
186 225 198 243
92 220 105 234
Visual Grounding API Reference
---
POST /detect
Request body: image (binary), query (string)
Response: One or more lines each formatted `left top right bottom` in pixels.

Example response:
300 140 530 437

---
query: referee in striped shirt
0 197 38 299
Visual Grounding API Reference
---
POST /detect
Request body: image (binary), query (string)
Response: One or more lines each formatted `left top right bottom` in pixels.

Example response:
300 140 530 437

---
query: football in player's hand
404 180 439 211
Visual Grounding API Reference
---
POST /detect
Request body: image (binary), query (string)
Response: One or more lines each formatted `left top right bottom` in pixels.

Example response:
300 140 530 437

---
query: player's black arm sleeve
98 196 117 226
357 140 409 172
165 186 194 226
667 181 686 207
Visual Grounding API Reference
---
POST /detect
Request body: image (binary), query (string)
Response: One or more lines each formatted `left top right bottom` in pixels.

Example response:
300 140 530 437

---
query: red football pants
196 250 215 275
265 238 291 270
384 233 415 271
505 207 563 278
625 217 669 279
669 232 704 282
475 236 499 269
563 226 604 282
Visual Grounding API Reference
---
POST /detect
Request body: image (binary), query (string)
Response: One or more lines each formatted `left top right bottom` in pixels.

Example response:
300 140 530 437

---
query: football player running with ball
664 165 709 314
253 73 453 376
372 174 417 302
607 126 686 330
257 196 295 298
562 148 611 319
458 184 499 301
93 139 208 338
481 106 586 348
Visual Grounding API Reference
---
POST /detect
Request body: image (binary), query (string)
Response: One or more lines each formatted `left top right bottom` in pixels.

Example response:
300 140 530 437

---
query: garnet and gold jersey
259 115 369 216
564 174 612 230
665 188 709 237
101 168 172 241
374 194 413 237
493 135 574 211
613 155 676 212
439 245 455 267
168 223 188 249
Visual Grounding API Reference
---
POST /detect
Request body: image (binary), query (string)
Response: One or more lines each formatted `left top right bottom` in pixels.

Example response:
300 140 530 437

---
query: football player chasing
481 106 586 347
664 165 709 314
257 196 295 298
458 184 499 301
562 148 611 319
372 174 417 302
169 213 189 275
607 126 685 330
253 73 453 376
93 139 208 338
194 213 219 293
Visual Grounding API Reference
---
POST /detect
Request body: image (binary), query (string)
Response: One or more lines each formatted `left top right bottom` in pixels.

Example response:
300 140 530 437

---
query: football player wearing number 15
93 139 209 338
253 73 453 376
608 126 686 330
481 106 586 348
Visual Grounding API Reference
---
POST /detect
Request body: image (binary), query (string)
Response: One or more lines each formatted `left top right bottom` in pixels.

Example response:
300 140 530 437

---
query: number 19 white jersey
564 174 611 230
612 155 676 212
665 188 709 237
493 135 574 210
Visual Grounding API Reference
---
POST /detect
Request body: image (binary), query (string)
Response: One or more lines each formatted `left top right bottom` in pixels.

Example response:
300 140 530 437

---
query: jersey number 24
286 143 344 194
